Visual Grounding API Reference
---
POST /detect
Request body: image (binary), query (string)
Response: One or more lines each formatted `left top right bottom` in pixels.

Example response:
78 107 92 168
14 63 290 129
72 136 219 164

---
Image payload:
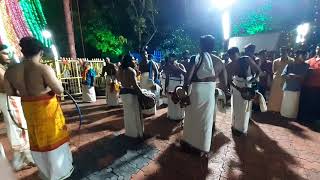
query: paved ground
1 97 320 180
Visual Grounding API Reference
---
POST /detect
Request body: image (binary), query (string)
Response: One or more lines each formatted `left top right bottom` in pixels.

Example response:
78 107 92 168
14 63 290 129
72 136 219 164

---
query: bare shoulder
40 64 55 74
5 63 21 77
211 54 224 66
127 67 136 75
273 58 280 64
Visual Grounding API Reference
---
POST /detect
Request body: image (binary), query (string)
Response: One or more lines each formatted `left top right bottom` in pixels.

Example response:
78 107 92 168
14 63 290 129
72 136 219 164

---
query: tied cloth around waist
231 76 257 101
21 94 69 152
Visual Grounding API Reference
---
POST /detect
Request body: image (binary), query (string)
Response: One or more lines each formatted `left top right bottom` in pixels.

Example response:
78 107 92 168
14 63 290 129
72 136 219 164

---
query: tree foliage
127 0 158 50
85 27 128 58
161 29 198 55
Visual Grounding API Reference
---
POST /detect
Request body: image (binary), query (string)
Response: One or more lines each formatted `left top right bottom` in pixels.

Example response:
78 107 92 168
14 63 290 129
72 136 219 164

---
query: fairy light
0 0 21 56
4 0 31 39
19 0 52 47
20 0 41 39
31 0 51 47
0 12 9 44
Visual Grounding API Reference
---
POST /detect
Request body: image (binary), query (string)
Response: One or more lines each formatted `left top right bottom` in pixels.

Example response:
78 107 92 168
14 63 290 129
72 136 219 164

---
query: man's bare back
118 67 138 89
4 61 63 97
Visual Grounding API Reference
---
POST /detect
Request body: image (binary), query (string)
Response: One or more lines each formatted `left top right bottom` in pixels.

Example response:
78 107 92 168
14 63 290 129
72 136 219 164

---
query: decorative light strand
20 0 41 40
0 0 21 56
4 0 31 39
0 11 9 44
30 0 50 47
232 0 272 36
33 0 47 25
19 0 52 47
30 0 51 47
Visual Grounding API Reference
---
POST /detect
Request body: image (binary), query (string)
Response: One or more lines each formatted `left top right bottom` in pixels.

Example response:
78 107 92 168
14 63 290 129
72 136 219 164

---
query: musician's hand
151 85 157 91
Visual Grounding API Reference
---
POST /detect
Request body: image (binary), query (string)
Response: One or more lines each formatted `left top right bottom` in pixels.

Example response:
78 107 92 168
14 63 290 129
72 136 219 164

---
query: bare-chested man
102 57 119 107
4 37 73 180
139 50 161 114
118 54 144 138
181 35 227 156
0 44 34 171
163 53 186 121
139 50 159 89
227 45 263 135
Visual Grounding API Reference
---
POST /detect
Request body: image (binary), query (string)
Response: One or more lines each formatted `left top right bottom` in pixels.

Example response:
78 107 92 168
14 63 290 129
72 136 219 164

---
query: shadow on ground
253 112 311 139
228 121 304 180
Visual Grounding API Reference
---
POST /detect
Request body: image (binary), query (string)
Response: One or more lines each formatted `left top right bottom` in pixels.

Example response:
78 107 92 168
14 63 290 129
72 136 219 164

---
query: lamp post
42 30 59 60
210 0 236 50
296 23 310 45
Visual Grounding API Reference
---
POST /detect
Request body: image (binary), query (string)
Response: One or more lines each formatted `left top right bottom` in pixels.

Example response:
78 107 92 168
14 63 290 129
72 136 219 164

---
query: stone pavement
0 98 319 180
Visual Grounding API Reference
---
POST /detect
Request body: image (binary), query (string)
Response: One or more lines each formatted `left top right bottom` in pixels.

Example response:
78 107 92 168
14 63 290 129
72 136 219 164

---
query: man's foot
23 151 35 166
231 127 247 137
12 152 28 171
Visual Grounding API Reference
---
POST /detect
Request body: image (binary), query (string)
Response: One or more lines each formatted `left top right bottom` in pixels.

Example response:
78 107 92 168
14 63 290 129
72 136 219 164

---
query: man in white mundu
102 57 120 107
0 44 34 171
181 35 227 156
138 50 160 115
163 54 186 121
228 45 262 135
280 50 309 119
118 55 144 138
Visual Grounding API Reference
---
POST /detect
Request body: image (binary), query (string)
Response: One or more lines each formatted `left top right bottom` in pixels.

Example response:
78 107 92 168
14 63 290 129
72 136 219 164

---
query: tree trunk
138 31 142 51
63 0 77 58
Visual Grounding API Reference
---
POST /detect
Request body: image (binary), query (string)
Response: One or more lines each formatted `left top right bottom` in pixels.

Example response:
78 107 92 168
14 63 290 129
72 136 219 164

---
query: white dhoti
268 76 284 112
231 77 252 134
0 143 6 159
0 93 34 170
160 74 168 105
121 93 144 138
82 85 96 103
280 91 300 119
140 72 160 115
167 77 185 120
183 82 216 152
105 76 119 106
31 143 74 180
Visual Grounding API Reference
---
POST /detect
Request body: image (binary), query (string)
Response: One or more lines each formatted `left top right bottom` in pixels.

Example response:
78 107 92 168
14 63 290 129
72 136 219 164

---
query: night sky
41 0 315 57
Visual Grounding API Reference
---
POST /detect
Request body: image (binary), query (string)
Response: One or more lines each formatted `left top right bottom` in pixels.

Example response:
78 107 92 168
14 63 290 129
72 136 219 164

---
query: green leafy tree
85 27 128 58
127 0 158 50
161 29 198 56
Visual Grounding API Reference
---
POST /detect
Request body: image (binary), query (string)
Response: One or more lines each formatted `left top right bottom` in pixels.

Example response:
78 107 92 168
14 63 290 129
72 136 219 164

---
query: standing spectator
280 50 309 119
268 47 294 113
298 45 320 122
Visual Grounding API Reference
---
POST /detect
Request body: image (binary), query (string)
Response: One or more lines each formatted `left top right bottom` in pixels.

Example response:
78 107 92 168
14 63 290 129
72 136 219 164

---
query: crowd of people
0 35 319 179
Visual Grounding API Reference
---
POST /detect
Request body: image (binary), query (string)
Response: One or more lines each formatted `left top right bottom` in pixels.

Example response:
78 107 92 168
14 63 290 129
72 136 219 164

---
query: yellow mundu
21 94 69 152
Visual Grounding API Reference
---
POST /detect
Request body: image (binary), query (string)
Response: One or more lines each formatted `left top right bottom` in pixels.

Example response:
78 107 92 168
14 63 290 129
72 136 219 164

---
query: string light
4 0 31 39
19 0 52 47
0 0 21 56
0 11 9 44
232 0 272 36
